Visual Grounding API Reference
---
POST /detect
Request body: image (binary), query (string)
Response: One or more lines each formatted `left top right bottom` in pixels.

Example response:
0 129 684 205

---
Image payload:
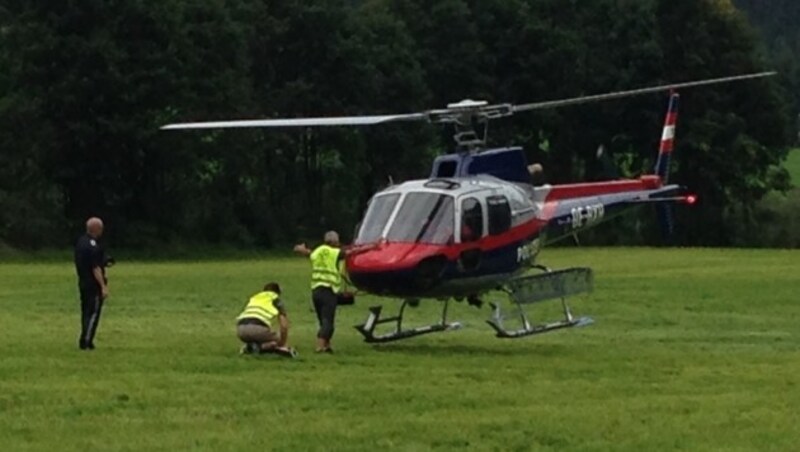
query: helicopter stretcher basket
486 267 594 338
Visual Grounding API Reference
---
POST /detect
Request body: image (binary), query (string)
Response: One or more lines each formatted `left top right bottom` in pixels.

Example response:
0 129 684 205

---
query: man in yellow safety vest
294 231 345 353
295 231 380 353
236 282 297 358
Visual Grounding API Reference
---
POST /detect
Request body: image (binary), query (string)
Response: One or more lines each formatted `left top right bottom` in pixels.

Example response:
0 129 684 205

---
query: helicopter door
487 195 512 235
458 196 485 272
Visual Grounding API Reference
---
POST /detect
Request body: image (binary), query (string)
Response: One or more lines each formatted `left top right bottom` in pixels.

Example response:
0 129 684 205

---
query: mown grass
1 248 798 451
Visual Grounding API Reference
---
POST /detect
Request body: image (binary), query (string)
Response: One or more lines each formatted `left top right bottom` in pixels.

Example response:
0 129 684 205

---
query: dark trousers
79 287 104 348
312 286 338 340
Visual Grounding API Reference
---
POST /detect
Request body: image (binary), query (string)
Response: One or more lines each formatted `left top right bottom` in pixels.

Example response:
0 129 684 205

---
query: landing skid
355 299 462 343
486 267 594 338
486 303 593 338
355 267 593 342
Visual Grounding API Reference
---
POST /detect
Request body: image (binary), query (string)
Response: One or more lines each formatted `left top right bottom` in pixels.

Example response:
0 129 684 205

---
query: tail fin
654 92 680 182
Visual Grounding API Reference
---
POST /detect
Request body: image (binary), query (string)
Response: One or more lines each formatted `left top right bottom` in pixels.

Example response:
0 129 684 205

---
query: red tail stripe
545 177 662 201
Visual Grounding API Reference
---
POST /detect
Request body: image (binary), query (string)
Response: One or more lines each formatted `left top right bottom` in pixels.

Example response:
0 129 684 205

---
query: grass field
1 248 799 451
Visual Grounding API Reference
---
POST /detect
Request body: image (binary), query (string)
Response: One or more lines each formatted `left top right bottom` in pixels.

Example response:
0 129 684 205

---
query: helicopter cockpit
354 176 538 246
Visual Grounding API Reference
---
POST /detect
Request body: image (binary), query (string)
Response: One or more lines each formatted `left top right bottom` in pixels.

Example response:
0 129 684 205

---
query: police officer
74 217 110 350
236 282 296 358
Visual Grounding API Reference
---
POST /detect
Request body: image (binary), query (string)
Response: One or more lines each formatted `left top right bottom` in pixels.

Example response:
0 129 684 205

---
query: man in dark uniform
74 217 111 350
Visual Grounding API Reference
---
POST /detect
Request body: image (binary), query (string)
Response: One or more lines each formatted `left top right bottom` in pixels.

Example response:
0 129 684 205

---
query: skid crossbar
355 300 462 343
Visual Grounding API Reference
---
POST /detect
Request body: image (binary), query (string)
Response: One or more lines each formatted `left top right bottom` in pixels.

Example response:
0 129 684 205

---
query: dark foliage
0 0 792 248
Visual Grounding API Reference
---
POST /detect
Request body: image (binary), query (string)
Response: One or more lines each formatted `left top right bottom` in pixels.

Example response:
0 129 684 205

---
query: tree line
0 0 795 250
734 0 800 127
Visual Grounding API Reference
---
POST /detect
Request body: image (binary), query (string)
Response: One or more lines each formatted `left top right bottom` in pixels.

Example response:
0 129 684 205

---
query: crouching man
236 282 297 358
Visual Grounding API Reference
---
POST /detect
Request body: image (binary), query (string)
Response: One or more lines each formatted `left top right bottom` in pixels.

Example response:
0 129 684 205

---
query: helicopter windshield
356 193 401 244
386 193 455 245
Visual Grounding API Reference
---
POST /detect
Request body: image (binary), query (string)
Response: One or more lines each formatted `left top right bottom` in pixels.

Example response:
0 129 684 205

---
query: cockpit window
487 195 511 234
460 197 484 242
386 193 455 245
355 194 400 244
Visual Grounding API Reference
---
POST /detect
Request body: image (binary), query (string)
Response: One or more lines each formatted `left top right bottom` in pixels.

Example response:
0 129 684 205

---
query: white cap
324 231 340 245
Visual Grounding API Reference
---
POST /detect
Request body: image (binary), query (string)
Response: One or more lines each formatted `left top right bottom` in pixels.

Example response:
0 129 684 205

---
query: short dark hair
263 282 281 294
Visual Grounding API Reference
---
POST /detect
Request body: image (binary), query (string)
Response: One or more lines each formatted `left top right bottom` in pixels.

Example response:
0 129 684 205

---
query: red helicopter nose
346 242 449 297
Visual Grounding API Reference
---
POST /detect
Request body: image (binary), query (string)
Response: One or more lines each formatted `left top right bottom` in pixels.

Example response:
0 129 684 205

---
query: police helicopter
163 72 773 343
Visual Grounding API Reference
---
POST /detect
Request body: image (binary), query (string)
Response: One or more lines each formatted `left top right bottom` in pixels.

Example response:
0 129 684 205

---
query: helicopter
162 72 774 343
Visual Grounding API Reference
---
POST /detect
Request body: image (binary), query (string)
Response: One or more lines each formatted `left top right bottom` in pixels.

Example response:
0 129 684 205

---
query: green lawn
1 248 799 451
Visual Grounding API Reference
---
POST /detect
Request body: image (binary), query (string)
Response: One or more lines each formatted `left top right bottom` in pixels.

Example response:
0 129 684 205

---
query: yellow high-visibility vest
310 244 342 293
236 291 280 327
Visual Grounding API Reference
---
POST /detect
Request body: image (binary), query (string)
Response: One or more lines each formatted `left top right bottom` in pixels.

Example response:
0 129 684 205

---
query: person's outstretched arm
293 243 312 256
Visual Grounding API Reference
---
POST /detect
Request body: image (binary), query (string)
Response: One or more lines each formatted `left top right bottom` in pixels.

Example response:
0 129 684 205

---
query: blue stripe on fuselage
543 186 681 243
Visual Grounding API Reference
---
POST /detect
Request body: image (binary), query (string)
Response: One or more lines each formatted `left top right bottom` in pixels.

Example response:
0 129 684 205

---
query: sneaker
240 342 260 355
315 347 334 354
274 347 298 358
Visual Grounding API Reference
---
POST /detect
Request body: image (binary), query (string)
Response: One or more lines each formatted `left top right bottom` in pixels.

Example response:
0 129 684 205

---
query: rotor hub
427 100 514 152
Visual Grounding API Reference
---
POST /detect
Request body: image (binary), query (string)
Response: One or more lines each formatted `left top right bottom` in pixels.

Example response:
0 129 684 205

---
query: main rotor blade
512 71 776 113
161 113 428 130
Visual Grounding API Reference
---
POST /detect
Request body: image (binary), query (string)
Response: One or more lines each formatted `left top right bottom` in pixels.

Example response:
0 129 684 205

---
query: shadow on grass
369 341 568 357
